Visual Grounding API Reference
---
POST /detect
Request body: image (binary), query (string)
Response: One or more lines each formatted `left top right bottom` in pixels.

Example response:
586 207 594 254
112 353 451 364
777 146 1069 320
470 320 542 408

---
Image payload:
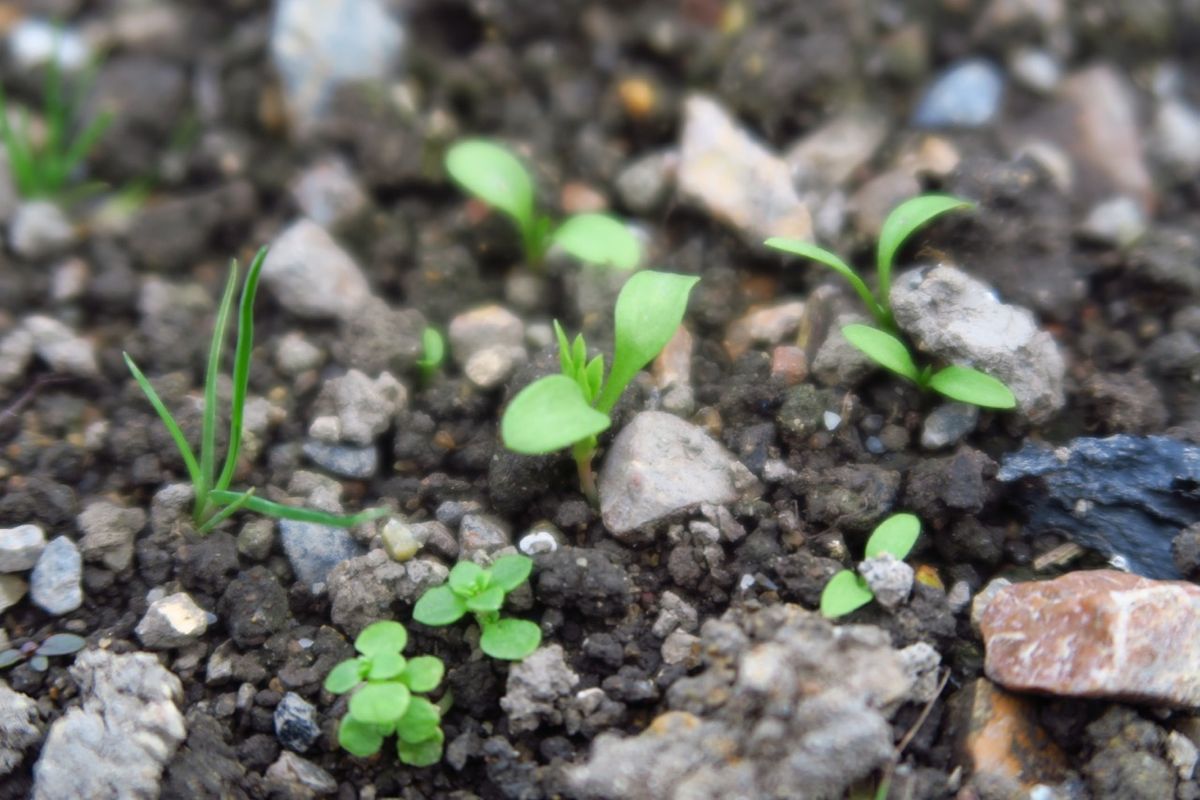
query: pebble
275 332 324 375
261 219 372 320
0 682 40 778
380 517 421 562
0 327 33 386
0 574 26 614
459 514 512 557
77 502 145 573
812 314 876 387
311 369 405 446
29 536 82 616
302 440 378 479
24 315 99 378
676 94 812 244
1167 731 1198 780
219 567 289 648
1009 48 1061 93
822 411 841 431
448 305 525 367
279 520 364 592
1080 196 1146 248
290 156 368 229
136 592 209 649
237 519 276 562
921 402 980 450
0 524 46 573
464 344 526 389
7 19 90 71
723 301 807 360
660 629 701 668
615 150 677 214
518 523 562 556
912 59 1005 128
265 751 337 797
652 326 694 416
770 345 808 385
9 201 76 259
500 645 580 735
857 553 914 610
786 107 889 189
1153 98 1200 177
274 692 321 753
981 570 1200 707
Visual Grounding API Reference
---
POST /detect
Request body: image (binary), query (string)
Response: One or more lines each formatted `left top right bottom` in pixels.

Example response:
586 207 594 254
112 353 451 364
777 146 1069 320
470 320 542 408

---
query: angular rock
981 570 1200 707
890 265 1065 423
500 645 580 735
9 201 75 259
279 520 364 591
912 59 1005 128
921 402 979 450
31 650 185 800
459 513 511 557
448 304 525 367
677 94 812 245
29 536 82 616
0 524 46 573
302 440 378 479
136 592 209 650
812 313 876 387
0 682 40 777
723 301 806 360
310 369 405 446
653 325 694 415
219 567 289 648
261 219 371 320
274 693 321 753
289 156 368 229
858 553 914 610
598 411 760 539
77 502 145 572
786 107 888 189
265 751 337 797
24 315 99 378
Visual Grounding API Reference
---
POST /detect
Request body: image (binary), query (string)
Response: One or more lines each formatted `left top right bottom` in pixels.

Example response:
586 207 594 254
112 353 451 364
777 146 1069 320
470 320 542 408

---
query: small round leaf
479 618 542 661
401 655 445 693
928 365 1016 409
397 727 444 767
348 682 411 725
395 696 442 744
819 570 875 619
487 555 533 593
337 715 385 757
30 655 48 672
412 585 469 627
841 324 921 383
865 513 921 561
501 374 611 455
448 561 487 596
324 658 368 694
466 585 505 613
367 651 407 681
552 213 641 270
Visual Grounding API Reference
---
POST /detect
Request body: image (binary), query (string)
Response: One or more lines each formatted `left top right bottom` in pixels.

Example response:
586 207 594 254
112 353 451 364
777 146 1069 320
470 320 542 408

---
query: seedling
0 632 86 672
820 513 921 618
445 138 641 270
500 270 698 500
413 555 541 661
324 621 446 766
766 195 1016 410
0 45 112 200
416 326 445 383
124 246 389 535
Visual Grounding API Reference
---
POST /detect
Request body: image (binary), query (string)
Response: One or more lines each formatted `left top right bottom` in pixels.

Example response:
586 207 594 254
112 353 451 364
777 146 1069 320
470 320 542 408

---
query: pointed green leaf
479 618 542 661
501 374 612 454
877 195 974 305
395 696 442 744
444 139 535 230
552 213 641 270
401 655 445 693
417 327 444 370
354 621 408 658
36 633 86 657
338 715 385 757
820 570 875 618
487 554 533 593
123 352 202 487
349 682 411 725
0 650 22 669
765 237 884 324
841 324 922 383
466 584 505 612
865 513 921 560
584 354 605 402
324 658 368 694
596 271 700 414
367 651 407 681
413 585 469 627
553 320 573 374
928 365 1016 410
397 726 444 767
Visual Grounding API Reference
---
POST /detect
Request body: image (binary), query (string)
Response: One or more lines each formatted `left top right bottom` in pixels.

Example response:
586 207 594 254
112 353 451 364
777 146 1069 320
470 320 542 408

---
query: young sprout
500 270 698 500
765 195 1015 410
0 632 86 672
444 138 641 270
124 246 389 535
416 326 445 383
820 513 921 618
413 555 540 661
324 621 446 766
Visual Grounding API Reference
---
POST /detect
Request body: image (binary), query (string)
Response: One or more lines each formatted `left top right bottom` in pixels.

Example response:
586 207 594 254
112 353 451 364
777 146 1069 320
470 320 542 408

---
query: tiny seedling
766 195 1016 410
820 513 921 618
125 246 389 535
413 555 541 661
500 270 698 500
416 326 445 383
324 621 446 766
0 632 86 672
0 46 112 200
445 138 641 270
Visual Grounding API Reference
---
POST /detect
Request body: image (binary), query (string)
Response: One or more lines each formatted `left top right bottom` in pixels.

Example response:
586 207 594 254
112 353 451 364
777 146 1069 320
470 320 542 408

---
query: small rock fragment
912 59 1005 128
264 750 337 797
459 514 512 557
0 524 46 573
29 536 82 616
0 574 27 613
9 201 75 259
500 645 580 734
448 304 525 367
858 553 914 610
274 692 321 753
24 315 99 378
77 502 145 572
136 592 209 649
290 157 368 229
279 520 364 591
261 219 371 320
0 682 40 777
921 403 979 450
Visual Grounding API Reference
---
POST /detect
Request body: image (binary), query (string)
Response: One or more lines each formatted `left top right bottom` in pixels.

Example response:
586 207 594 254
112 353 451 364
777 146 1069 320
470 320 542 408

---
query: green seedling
125 246 389 535
324 621 446 766
820 513 921 618
766 195 1015 410
0 632 86 672
500 270 698 500
445 138 641 270
413 555 541 661
416 326 445 383
0 46 112 200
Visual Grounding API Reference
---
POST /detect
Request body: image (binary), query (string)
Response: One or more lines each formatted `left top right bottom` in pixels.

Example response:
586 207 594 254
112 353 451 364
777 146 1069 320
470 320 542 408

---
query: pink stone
981 570 1200 707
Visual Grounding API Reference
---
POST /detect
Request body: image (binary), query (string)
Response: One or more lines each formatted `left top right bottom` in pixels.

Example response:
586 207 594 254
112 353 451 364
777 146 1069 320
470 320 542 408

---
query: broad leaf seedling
500 270 698 500
0 632 86 672
445 138 641 270
125 246 389 535
766 195 1016 410
416 326 445 383
413 555 541 661
820 513 921 618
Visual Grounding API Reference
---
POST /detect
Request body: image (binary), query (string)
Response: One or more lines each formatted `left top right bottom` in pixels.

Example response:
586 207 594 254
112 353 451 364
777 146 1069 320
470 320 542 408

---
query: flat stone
652 326 694 415
24 315 99 378
981 570 1200 707
136 592 209 650
724 301 807 360
912 59 1005 128
598 411 760 539
786 107 888 189
29 536 82 616
9 201 75 259
77 502 145 572
0 524 46 573
0 574 27 613
920 403 979 450
279 520 364 591
459 513 512 557
464 344 526 389
310 369 405 446
448 304 525 367
265 751 337 797
301 440 378 479
289 156 368 229
261 219 372 320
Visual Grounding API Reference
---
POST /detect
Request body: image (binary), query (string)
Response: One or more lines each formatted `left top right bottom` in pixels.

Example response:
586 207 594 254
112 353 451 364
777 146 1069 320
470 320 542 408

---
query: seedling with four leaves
124 246 389 535
500 270 698 500
324 621 447 766
765 195 1016 410
0 632 86 672
820 513 921 618
413 555 541 661
445 138 641 270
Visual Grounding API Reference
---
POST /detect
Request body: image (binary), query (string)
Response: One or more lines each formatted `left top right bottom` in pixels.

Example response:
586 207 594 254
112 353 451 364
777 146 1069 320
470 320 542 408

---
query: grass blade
59 110 112 182
123 352 202 487
766 237 886 326
197 487 256 535
215 246 268 492
208 489 390 527
876 195 974 311
201 260 241 502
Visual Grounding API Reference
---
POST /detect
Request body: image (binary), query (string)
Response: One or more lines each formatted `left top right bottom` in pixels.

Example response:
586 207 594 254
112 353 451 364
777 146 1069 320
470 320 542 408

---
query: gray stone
31 650 185 800
448 304 525 367
651 592 699 638
302 440 378 479
0 326 34 386
898 643 942 705
500 645 580 735
857 553 915 610
77 502 145 572
598 412 760 539
890 265 1065 423
0 574 26 613
913 59 1004 128
1080 196 1146 248
0 524 46 572
9 201 75 259
677 94 812 244
615 150 677 214
921 402 980 450
0 153 17 225
812 314 875 387
279 520 364 591
1153 99 1200 178
275 332 324 375
7 19 90 72
135 592 209 650
464 344 526 389
29 537 82 616
786 107 889 189
265 751 337 797
518 523 562 556
459 514 512 557
0 682 40 777
327 549 406 637
380 517 421 562
310 369 405 446
1009 47 1061 93
24 315 99 377
261 219 371 320
274 693 321 753
270 0 405 134
290 156 368 229
237 518 275 561
406 520 458 561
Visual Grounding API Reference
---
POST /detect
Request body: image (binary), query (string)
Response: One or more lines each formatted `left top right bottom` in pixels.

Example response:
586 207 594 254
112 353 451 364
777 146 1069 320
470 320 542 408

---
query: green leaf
841 324 921 384
36 633 86 657
394 696 442 744
876 195 974 308
552 213 641 270
584 354 605 402
401 655 445 693
205 489 389 528
123 352 202 489
487 554 533 593
553 320 573 375
324 658 368 694
349 682 411 725
30 655 48 672
417 327 445 370
448 561 487 596
928 365 1017 410
865 513 921 560
479 618 542 661
397 726 444 767
0 650 22 669
596 271 700 414
200 260 240 506
367 651 407 681
444 139 535 231
820 570 875 618
765 237 884 325
413 585 469 627
501 374 612 454
337 715 385 757
466 585 505 612
355 621 408 658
